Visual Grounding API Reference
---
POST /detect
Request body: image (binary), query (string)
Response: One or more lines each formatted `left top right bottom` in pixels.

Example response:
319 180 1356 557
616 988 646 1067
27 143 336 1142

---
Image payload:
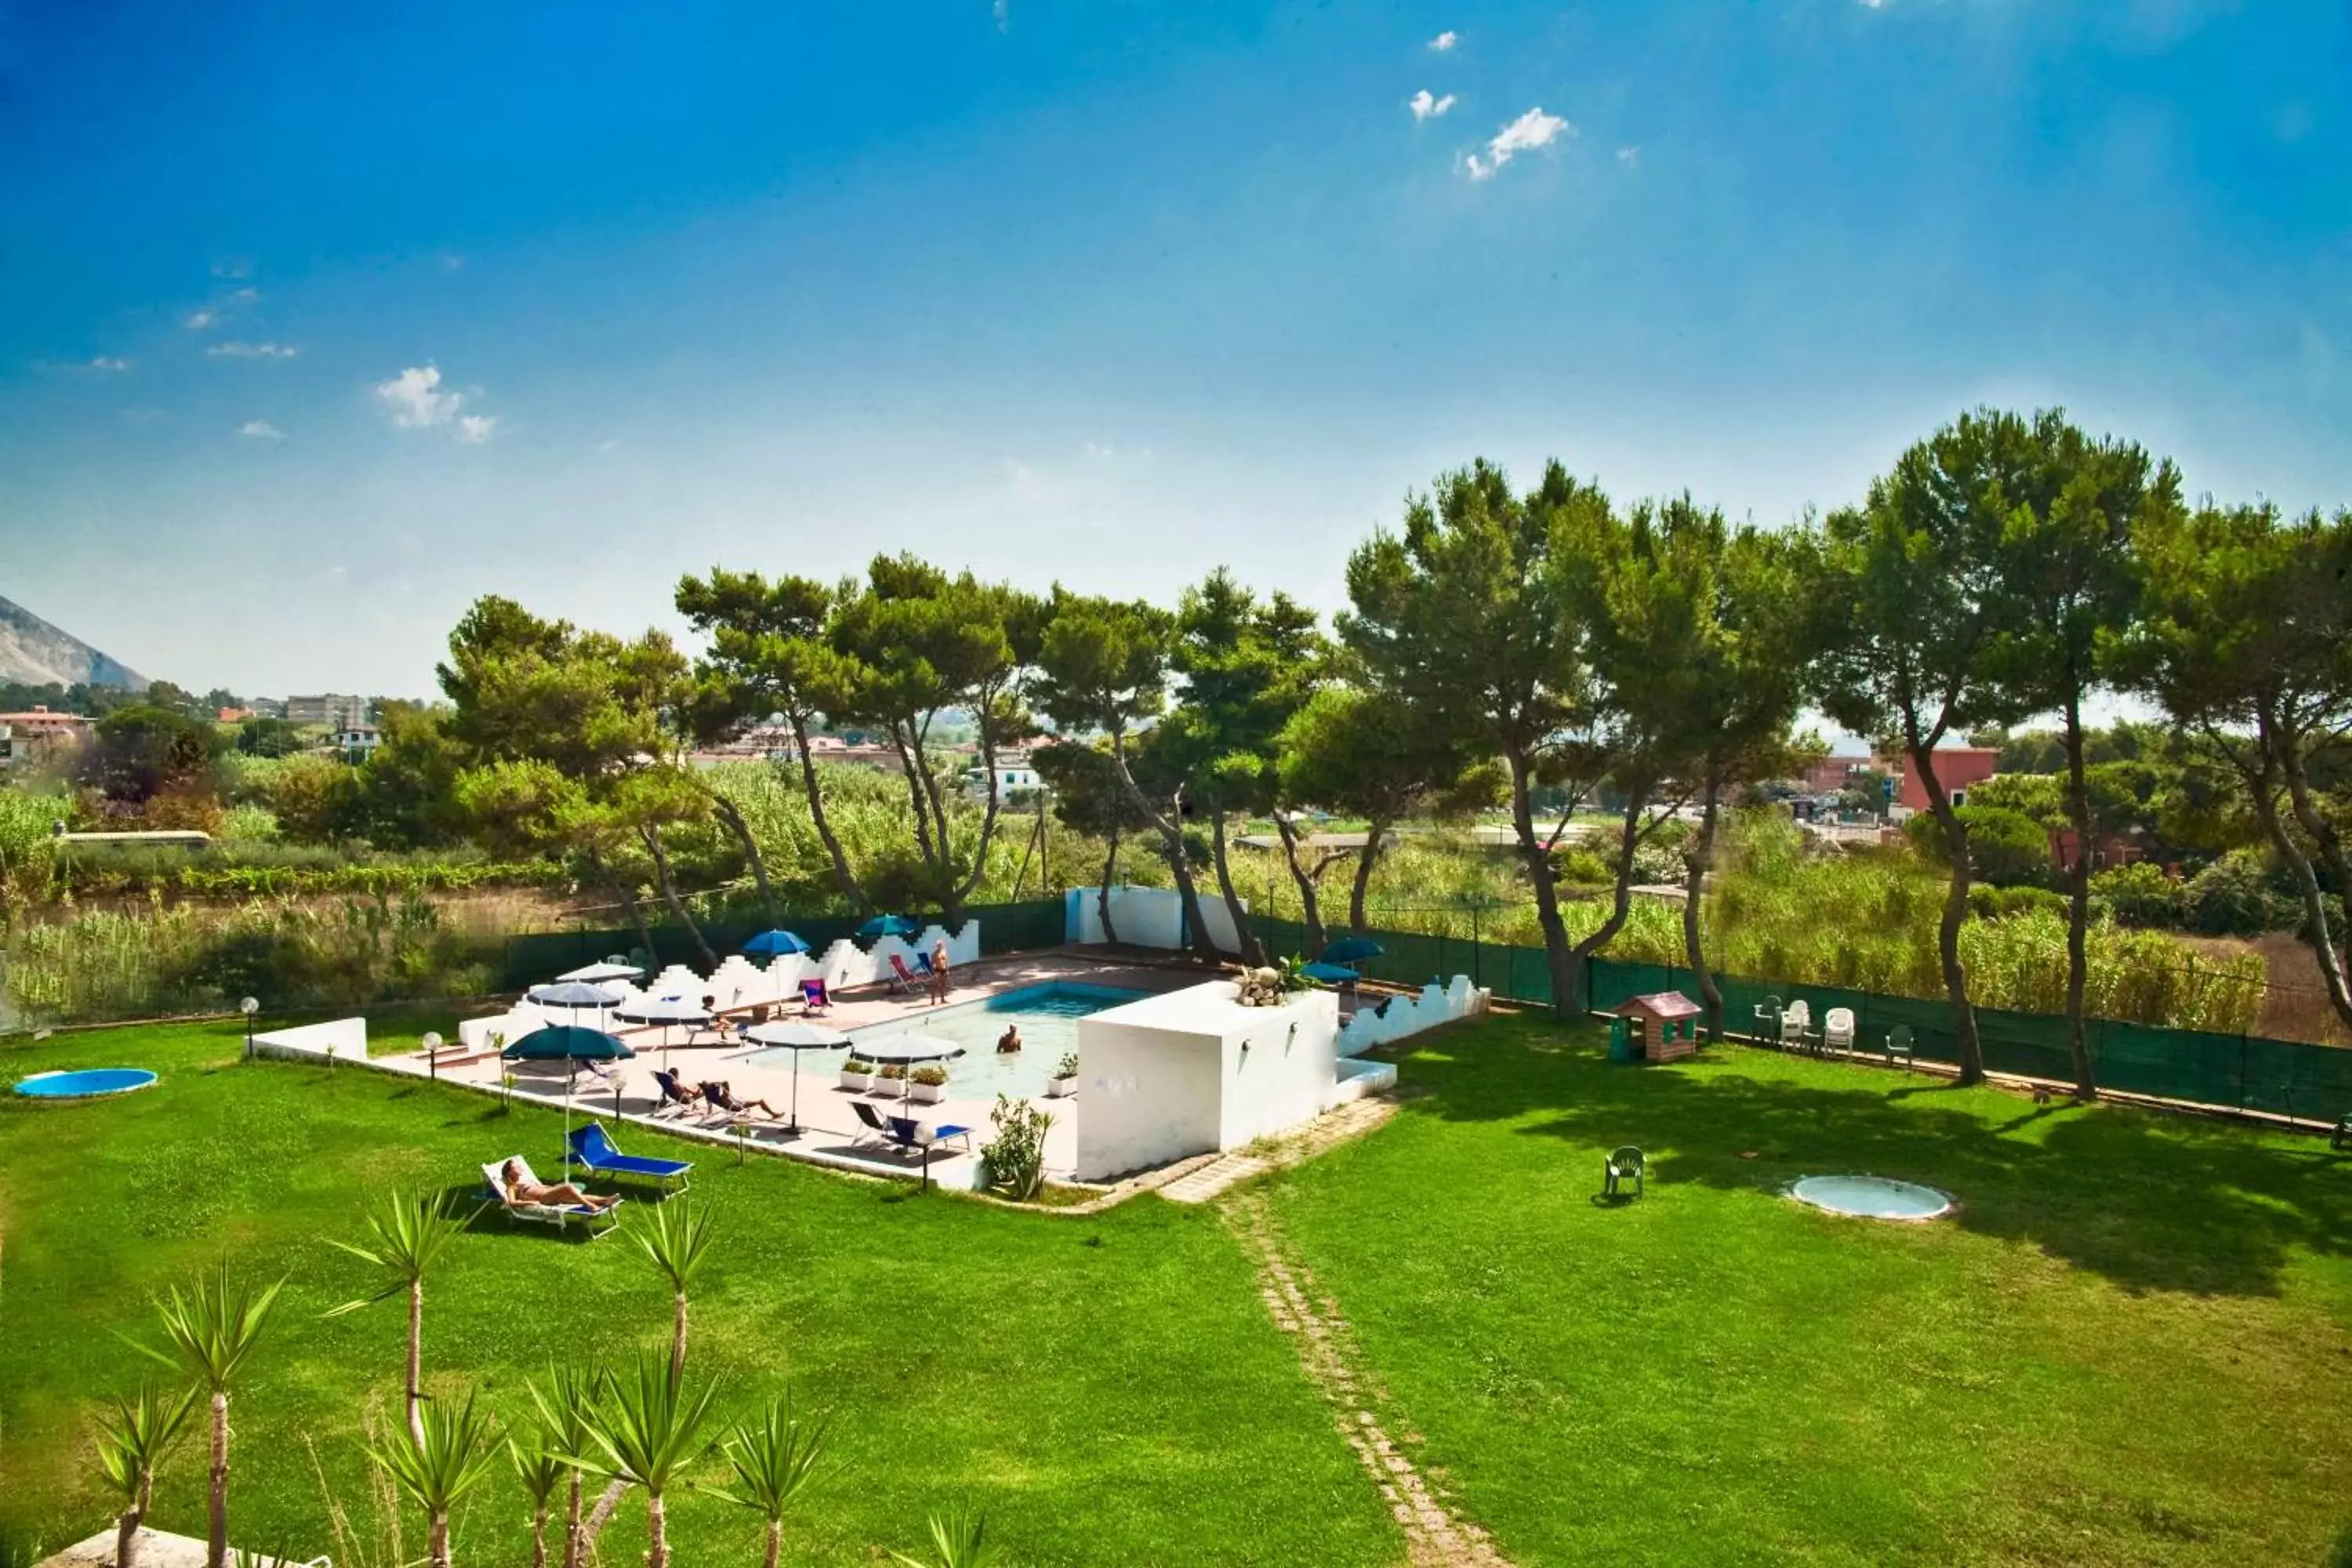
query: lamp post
239 996 260 1059
421 1031 444 1080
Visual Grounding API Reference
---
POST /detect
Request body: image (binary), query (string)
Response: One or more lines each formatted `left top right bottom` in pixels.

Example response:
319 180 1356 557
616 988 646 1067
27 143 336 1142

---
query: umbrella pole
787 1052 801 1138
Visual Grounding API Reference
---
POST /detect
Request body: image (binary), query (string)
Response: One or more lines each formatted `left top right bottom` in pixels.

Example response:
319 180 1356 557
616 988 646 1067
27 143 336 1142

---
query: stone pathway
1228 1189 1513 1568
1160 1096 1397 1205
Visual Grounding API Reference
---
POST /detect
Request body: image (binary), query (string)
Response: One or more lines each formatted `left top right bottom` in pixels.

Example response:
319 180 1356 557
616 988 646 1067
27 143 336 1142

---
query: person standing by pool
929 938 951 1004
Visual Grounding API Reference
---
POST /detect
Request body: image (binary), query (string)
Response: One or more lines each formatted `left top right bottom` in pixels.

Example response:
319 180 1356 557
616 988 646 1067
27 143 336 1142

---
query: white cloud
454 413 499 445
1857 0 1887 7
183 310 216 330
375 364 466 430
993 0 1009 31
207 341 299 360
1464 107 1574 180
1616 144 1641 166
212 260 252 279
86 356 129 372
1083 441 1117 458
227 286 260 303
1408 89 1457 121
238 420 285 441
1428 30 1458 50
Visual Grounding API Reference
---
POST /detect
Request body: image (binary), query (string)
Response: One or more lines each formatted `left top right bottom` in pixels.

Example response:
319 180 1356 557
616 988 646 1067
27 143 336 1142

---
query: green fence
495 899 1069 992
1250 915 2352 1126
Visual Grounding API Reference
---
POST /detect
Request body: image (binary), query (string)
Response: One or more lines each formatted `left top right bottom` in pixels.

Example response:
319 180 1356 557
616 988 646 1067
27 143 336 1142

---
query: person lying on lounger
699 1080 782 1118
500 1158 620 1210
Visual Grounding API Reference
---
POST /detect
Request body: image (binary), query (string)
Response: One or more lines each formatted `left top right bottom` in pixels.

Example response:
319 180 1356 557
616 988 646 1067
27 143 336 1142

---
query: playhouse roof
1618 991 1703 1019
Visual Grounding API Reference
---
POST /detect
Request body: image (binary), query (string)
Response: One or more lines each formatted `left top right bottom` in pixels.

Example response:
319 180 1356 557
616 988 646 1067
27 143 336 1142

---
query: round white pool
1788 1174 1954 1221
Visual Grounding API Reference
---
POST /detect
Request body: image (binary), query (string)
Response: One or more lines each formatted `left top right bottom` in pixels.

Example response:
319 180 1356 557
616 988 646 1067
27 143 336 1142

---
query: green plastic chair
1885 1024 1915 1072
2332 1114 2350 1153
1753 994 1784 1040
1603 1145 1646 1200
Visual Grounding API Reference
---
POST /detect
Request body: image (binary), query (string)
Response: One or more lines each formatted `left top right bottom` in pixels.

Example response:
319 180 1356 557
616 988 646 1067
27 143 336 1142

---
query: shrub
2183 850 2299 936
1904 804 2051 887
877 1062 907 1081
909 1064 949 1087
2092 862 2187 928
842 1056 875 1074
1968 884 2069 921
980 1093 1054 1201
1054 1050 1080 1079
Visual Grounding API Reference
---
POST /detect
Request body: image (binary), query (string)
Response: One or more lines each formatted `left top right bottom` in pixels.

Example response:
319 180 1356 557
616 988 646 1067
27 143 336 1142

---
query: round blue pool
1788 1174 1953 1221
13 1067 158 1101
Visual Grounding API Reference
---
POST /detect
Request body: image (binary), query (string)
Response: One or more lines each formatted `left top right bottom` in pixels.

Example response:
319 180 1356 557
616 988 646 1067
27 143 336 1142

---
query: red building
1895 747 1999 811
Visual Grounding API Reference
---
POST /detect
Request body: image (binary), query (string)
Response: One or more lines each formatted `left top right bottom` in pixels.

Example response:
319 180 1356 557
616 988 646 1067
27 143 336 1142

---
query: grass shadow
1399 1022 2352 1298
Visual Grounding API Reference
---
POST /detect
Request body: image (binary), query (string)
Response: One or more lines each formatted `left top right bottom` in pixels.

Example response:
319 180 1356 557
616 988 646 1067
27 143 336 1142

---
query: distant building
0 706 93 768
1893 747 1999 814
285 693 367 728
967 746 1043 799
330 724 381 756
1798 755 1892 796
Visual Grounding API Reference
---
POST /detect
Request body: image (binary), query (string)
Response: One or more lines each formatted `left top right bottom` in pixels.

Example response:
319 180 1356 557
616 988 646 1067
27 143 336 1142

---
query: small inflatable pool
1788 1174 1953 1221
13 1068 158 1101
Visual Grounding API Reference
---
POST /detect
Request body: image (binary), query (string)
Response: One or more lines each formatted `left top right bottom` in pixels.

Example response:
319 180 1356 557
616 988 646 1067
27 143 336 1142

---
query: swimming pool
739 982 1152 1101
13 1067 158 1100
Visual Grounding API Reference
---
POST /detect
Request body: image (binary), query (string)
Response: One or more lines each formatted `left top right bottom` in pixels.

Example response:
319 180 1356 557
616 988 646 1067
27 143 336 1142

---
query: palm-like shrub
92 1383 199 1568
367 1389 502 1568
629 1200 720 1379
132 1266 282 1568
571 1354 722 1568
891 1504 1001 1568
707 1396 831 1568
527 1363 608 1568
508 1432 568 1568
325 1189 477 1441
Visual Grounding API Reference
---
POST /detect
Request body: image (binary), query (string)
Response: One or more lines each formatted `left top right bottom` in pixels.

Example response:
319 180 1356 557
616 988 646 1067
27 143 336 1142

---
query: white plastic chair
1824 1007 1856 1054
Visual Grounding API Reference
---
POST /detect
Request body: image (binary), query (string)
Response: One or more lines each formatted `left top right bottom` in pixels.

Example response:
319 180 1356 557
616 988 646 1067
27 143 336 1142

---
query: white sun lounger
480 1157 622 1237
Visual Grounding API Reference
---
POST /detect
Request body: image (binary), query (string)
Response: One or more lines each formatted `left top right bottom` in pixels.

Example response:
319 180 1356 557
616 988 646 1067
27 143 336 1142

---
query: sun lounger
886 1113 971 1153
800 978 832 1015
565 1121 692 1193
650 1069 709 1120
887 953 919 996
480 1158 622 1236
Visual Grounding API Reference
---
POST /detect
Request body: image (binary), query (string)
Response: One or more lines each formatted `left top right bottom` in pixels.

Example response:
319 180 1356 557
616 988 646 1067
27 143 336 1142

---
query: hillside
0 593 146 690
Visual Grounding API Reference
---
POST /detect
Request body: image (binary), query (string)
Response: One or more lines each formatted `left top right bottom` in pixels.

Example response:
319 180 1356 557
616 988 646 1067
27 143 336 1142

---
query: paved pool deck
383 951 1204 1189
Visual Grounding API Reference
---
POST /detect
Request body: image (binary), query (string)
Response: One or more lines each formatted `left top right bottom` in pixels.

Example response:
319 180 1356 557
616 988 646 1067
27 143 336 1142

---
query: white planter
908 1080 946 1104
838 1071 873 1092
1045 1076 1078 1099
876 1078 907 1096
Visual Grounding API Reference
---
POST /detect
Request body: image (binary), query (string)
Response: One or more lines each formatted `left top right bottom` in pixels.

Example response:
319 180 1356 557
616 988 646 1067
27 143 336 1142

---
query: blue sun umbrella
1319 936 1385 966
1299 961 1360 985
742 929 811 958
501 1025 637 1145
857 914 921 940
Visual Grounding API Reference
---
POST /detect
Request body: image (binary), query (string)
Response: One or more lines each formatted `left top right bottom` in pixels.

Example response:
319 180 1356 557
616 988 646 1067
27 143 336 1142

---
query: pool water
740 982 1151 1102
1788 1174 1954 1221
14 1067 158 1099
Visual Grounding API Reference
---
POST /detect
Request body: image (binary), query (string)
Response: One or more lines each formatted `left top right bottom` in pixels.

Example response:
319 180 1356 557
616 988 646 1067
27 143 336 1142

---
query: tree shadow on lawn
1401 1028 2352 1299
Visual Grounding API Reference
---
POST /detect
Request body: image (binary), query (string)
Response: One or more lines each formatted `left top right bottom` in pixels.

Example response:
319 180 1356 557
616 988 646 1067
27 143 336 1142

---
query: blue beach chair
566 1121 693 1194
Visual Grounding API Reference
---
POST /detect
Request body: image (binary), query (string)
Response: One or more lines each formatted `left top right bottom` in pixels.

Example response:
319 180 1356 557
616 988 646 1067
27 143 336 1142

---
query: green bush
2183 850 2299 936
2092 862 2187 929
1968 884 2069 921
1904 804 2051 887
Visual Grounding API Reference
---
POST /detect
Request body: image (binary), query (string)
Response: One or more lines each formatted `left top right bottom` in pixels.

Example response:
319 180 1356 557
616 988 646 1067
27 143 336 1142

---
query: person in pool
499 1159 619 1210
997 1024 1023 1054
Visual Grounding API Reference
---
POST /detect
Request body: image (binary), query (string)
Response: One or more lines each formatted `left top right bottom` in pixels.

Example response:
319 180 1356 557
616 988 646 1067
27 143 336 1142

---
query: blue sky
2 0 2346 698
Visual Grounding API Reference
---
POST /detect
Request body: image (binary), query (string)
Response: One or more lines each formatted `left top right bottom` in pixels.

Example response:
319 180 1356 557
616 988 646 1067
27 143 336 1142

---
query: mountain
0 594 147 691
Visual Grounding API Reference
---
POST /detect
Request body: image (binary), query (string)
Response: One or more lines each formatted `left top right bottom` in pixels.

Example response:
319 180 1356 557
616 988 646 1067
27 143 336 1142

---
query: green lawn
5 1014 2350 1567
0 1019 1397 1567
1260 1015 2352 1566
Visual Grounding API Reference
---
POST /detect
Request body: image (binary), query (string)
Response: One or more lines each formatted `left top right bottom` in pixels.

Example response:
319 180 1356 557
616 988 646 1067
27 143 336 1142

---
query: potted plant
909 1063 949 1104
1045 1051 1080 1099
877 1062 908 1094
839 1055 875 1092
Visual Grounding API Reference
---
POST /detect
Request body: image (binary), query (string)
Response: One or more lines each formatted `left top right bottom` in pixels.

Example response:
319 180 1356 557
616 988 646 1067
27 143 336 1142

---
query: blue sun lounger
566 1121 693 1193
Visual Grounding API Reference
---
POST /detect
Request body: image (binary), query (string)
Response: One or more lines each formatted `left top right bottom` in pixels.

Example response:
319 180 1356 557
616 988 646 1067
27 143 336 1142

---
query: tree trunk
406 1279 425 1445
640 826 717 969
707 789 777 927
2059 689 2099 1099
2252 771 2352 1029
763 1517 783 1568
947 706 1012 924
1208 808 1268 966
1566 792 1653 1000
590 848 658 958
1105 730 1221 964
2278 734 2352 1029
1911 738 1987 1086
785 722 868 911
1508 753 1579 1021
1097 826 1121 946
581 1481 630 1555
1682 776 1724 1040
1350 815 1389 934
205 1392 228 1568
1270 815 1328 956
561 1475 585 1568
531 1504 549 1568
645 1493 670 1568
427 1512 450 1568
670 1290 688 1382
116 1508 141 1568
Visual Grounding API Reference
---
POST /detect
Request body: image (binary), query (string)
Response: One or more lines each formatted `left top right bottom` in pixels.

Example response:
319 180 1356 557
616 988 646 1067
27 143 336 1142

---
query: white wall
1073 980 1337 1181
1336 976 1488 1054
1065 887 1247 956
251 1017 368 1062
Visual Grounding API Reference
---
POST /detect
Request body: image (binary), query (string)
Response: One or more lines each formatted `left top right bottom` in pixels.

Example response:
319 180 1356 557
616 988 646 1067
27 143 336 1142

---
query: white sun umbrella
614 993 714 1069
525 981 622 1026
558 959 644 985
858 1033 968 1119
739 1019 853 1134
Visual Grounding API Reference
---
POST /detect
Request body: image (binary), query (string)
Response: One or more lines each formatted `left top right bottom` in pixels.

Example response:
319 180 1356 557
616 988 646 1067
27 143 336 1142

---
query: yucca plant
131 1266 283 1568
891 1504 1001 1568
508 1432 568 1568
705 1396 831 1568
629 1200 720 1380
367 1389 502 1568
325 1189 479 1443
92 1382 199 1568
569 1354 722 1568
526 1363 608 1568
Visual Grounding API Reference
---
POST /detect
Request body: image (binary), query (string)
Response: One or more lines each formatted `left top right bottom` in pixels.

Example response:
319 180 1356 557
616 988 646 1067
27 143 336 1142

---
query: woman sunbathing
500 1159 619 1210
700 1080 782 1119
